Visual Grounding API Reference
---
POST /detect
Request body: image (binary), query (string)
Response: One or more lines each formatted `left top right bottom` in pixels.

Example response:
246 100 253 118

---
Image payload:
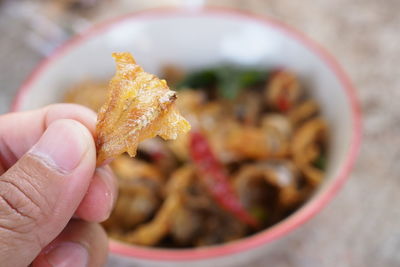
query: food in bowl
65 58 328 248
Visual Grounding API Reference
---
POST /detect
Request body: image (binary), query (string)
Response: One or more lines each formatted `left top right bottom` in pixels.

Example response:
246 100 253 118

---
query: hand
0 104 117 267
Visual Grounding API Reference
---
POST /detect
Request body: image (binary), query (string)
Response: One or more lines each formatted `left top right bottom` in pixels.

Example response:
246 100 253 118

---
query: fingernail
45 242 88 267
30 120 90 173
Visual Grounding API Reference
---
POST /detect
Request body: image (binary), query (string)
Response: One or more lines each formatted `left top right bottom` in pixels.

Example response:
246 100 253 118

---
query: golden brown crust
95 53 190 165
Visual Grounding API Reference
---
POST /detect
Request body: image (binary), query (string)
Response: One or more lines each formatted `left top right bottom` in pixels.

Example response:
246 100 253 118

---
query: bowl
12 7 361 267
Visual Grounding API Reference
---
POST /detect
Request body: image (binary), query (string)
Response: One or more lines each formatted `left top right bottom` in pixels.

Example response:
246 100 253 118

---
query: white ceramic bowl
12 7 361 267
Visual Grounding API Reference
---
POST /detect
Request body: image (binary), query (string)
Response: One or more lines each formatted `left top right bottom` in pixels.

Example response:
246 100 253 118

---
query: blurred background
0 0 399 266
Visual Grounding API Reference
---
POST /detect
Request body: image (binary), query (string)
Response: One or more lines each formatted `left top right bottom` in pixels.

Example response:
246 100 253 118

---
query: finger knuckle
0 164 51 237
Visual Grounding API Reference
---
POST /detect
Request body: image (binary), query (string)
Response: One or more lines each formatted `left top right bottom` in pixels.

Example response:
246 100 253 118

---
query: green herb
177 66 268 99
176 69 217 90
313 155 327 170
217 68 267 99
214 66 241 99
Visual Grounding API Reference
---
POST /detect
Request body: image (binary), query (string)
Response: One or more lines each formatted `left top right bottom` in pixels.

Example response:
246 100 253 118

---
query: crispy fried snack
96 53 191 165
291 118 327 186
124 165 193 246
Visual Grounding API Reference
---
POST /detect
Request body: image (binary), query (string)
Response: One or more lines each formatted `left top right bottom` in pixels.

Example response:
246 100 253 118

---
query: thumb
0 119 96 267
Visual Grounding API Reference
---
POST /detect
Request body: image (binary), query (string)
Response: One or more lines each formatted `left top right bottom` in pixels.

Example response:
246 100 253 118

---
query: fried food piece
233 161 302 210
261 114 293 140
226 125 289 159
103 156 163 230
111 155 163 183
109 185 161 230
96 53 191 165
291 118 327 164
233 91 263 125
291 118 327 186
265 71 301 111
170 206 202 245
124 193 181 246
124 165 193 246
288 100 319 126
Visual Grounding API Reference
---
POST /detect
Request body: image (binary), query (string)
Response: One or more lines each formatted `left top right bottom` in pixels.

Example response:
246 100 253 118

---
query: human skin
0 104 117 267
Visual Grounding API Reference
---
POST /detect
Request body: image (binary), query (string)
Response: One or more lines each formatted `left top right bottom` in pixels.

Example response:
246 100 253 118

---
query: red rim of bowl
11 6 362 261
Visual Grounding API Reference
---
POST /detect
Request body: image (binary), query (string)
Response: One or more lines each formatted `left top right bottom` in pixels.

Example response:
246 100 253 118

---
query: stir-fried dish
65 63 328 248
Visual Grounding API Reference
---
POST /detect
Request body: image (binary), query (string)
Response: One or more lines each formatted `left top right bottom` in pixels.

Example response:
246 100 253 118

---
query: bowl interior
13 8 358 260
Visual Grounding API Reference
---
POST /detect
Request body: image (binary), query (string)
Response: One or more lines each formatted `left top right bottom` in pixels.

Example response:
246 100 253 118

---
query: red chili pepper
189 131 259 228
271 68 293 112
277 94 290 112
150 151 165 161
